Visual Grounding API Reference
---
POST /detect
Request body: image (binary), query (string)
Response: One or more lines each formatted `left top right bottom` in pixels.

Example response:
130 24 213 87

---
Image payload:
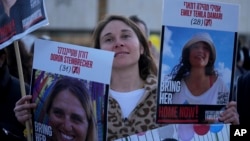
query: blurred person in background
129 15 160 66
0 47 28 141
241 36 250 70
5 40 33 85
236 70 250 124
233 39 247 96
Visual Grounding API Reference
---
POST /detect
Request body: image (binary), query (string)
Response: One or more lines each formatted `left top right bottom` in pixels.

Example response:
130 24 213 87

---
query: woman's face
49 89 89 141
99 20 144 69
189 42 210 68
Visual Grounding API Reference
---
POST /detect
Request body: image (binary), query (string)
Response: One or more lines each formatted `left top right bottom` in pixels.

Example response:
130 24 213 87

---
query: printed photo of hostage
0 0 47 45
14 73 99 141
170 32 229 105
35 76 97 141
168 32 238 124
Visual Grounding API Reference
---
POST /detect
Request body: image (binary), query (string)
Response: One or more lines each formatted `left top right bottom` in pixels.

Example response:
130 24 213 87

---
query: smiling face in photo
48 89 89 141
189 42 210 68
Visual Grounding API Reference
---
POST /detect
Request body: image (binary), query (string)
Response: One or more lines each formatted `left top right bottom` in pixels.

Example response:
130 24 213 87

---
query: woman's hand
219 101 239 125
13 95 37 125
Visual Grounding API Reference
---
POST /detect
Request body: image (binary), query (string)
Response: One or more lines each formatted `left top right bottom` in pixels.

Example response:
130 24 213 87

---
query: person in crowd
0 48 28 141
14 77 97 141
241 36 250 70
129 15 160 64
129 15 150 38
233 39 246 96
169 32 239 124
236 71 250 124
5 40 33 85
236 39 246 75
92 14 159 140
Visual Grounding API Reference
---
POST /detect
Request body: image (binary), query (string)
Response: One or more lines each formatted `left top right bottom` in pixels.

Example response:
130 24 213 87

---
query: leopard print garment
106 74 162 141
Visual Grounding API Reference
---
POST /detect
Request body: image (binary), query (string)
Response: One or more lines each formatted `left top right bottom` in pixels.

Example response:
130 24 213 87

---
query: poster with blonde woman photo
31 39 114 141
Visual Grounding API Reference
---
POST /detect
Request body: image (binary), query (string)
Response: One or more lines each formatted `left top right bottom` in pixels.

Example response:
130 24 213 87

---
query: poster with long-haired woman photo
31 39 114 141
156 0 239 124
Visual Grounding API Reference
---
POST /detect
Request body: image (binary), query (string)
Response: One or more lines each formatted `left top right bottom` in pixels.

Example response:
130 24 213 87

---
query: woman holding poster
170 32 239 124
92 15 159 140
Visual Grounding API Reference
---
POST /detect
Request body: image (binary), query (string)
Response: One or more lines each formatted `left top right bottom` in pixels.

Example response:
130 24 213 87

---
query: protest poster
0 0 48 49
31 39 114 141
115 124 230 141
156 0 239 124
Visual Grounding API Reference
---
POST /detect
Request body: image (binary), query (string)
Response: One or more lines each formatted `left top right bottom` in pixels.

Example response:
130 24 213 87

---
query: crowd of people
1 12 249 141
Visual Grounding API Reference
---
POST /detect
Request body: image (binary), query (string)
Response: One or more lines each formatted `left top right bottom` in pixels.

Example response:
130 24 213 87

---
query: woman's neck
185 68 210 96
111 67 144 92
189 68 207 80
